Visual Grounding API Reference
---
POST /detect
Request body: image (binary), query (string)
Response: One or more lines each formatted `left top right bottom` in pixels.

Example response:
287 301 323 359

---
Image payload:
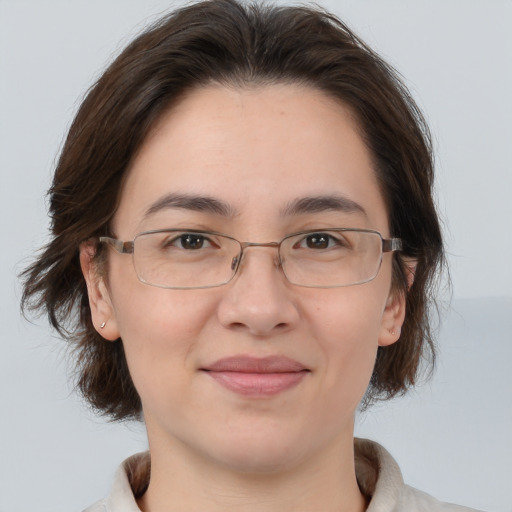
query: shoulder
82 498 107 512
397 485 482 512
81 452 149 512
355 438 483 512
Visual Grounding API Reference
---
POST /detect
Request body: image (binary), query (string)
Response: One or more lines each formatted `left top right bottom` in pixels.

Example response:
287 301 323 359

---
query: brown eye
305 233 331 249
179 234 206 250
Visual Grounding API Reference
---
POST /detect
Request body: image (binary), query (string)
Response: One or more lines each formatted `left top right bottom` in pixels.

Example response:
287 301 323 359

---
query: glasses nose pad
229 244 280 278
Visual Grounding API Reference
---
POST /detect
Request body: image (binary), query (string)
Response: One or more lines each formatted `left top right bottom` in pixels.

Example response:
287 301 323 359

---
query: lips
201 355 310 397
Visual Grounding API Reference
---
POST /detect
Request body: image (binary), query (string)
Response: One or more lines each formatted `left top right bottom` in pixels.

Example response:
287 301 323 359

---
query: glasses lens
133 231 240 289
280 229 383 287
129 229 385 289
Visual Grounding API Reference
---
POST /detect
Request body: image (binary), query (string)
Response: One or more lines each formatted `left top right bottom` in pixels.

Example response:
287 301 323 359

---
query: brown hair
21 0 444 421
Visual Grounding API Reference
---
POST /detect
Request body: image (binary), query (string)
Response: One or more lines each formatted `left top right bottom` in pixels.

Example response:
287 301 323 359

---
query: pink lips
201 356 309 397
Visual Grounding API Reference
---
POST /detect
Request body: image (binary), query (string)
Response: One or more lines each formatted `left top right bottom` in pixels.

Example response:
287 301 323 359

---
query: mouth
200 355 310 397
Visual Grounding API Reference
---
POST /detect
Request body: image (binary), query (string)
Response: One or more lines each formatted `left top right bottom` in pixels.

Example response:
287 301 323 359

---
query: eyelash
294 233 348 250
159 231 350 251
164 233 215 250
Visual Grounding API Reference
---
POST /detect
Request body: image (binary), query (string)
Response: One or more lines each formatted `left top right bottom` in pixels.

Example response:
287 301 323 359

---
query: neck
137 429 367 512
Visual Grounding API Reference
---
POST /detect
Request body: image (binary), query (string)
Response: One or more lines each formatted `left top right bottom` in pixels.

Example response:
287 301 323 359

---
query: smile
201 355 310 397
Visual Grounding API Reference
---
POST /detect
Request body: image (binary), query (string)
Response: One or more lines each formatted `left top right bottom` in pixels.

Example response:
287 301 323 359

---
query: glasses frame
99 228 402 289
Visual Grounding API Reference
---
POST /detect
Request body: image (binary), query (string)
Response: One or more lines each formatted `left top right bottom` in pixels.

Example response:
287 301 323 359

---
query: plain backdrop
1 1 511 511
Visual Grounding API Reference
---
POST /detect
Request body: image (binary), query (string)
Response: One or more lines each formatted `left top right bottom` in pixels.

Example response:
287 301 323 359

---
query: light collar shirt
83 439 482 511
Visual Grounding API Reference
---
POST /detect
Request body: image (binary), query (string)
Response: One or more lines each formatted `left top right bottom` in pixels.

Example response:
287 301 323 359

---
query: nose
217 245 300 337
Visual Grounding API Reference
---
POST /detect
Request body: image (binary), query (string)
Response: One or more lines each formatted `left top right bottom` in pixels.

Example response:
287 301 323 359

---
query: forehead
114 84 388 235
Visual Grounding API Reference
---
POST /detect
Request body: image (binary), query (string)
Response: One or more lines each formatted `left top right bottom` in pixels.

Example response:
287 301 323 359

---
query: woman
21 1 481 510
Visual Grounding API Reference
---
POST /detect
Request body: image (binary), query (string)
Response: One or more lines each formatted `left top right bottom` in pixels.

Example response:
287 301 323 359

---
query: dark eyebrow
144 193 237 218
281 195 367 217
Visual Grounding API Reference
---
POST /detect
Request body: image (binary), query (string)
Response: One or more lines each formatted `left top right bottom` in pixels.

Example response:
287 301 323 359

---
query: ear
79 241 120 341
378 287 406 347
378 258 417 346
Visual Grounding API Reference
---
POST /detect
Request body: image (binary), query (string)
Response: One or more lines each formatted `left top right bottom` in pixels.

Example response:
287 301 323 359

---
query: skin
81 84 405 512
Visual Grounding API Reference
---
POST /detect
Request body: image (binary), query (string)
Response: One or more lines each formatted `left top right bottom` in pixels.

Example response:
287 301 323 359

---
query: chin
203 420 316 475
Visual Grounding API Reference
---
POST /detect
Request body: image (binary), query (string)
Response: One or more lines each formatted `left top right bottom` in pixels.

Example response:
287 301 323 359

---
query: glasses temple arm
99 236 134 254
382 238 402 253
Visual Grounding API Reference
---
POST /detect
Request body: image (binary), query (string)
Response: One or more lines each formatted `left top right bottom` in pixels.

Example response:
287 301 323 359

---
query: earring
100 321 106 329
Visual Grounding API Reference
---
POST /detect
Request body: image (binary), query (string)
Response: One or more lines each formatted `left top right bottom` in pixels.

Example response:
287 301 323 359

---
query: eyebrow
281 195 367 217
144 193 237 218
143 192 366 220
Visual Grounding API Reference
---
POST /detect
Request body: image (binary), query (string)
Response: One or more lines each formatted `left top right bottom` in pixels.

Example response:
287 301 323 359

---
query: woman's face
83 84 404 472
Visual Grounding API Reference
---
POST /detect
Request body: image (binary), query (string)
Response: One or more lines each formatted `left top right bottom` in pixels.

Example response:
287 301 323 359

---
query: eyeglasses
99 228 402 289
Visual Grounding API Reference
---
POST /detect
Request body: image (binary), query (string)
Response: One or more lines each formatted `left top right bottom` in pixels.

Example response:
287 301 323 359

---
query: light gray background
1 1 511 511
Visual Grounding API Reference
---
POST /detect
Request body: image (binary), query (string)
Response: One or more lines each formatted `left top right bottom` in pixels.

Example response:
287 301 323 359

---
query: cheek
307 285 385 348
304 288 386 405
110 281 219 397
